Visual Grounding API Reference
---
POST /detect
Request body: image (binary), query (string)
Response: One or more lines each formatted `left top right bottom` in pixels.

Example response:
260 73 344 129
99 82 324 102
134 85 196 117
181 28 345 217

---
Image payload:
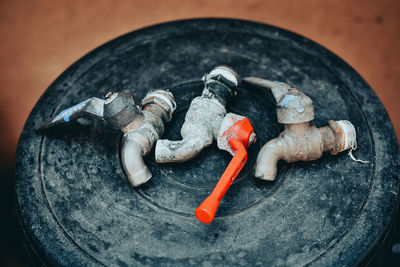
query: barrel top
15 18 399 266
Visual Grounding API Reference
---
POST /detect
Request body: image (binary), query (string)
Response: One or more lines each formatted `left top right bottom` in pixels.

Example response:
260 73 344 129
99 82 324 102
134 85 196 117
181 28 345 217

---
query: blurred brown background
0 0 399 265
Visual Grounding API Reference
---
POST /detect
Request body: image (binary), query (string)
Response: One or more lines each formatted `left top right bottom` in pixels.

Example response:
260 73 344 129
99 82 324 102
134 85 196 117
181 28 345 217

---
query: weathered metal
36 90 176 187
244 77 314 124
35 97 107 131
155 66 238 163
121 90 176 186
244 77 358 181
103 92 142 129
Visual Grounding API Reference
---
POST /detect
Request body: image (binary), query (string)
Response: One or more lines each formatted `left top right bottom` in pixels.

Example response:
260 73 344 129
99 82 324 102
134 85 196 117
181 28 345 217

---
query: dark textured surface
14 19 399 266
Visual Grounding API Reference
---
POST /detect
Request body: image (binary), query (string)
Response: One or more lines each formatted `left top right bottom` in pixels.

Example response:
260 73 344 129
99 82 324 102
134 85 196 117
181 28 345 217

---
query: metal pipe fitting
103 92 142 129
243 77 357 181
155 66 239 163
121 90 176 186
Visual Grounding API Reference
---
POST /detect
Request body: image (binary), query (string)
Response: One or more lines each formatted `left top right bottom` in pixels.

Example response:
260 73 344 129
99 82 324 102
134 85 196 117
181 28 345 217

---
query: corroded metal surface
246 77 358 181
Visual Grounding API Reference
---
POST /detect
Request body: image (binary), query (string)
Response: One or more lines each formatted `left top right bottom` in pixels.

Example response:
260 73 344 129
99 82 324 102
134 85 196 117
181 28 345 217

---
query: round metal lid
15 18 399 266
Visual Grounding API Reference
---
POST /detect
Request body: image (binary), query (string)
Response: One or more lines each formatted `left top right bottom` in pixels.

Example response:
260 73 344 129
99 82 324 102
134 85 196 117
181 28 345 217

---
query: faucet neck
284 122 311 136
121 114 144 133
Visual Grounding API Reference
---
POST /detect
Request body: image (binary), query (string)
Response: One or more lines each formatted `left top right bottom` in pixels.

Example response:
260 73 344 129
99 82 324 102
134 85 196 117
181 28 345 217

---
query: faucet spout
121 132 152 186
254 137 285 181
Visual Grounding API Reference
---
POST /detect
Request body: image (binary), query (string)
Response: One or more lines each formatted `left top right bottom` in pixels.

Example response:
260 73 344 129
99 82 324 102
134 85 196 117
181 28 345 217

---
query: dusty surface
1 0 399 265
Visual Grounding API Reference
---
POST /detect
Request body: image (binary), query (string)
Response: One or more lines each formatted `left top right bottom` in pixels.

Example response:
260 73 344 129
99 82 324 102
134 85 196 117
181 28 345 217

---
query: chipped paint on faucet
243 77 357 181
155 66 239 163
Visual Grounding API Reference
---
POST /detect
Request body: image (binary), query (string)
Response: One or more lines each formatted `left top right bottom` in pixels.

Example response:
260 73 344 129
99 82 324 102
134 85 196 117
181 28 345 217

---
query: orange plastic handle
195 138 247 223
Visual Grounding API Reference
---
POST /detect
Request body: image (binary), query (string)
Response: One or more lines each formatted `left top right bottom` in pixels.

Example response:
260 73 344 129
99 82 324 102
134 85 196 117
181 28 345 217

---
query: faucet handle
243 77 314 124
36 97 106 131
36 92 142 132
217 113 256 155
195 113 256 224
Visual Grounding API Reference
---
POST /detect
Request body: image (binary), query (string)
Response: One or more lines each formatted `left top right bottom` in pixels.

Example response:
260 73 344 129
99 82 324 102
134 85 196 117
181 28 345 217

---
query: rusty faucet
155 66 239 163
36 90 176 187
243 77 358 181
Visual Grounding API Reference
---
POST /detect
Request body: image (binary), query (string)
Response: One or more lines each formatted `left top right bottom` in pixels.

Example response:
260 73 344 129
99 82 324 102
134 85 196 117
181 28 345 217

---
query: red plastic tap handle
195 137 248 223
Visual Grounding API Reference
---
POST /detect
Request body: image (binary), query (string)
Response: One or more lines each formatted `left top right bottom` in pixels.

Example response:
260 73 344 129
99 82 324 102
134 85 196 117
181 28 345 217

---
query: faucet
243 77 358 181
36 90 176 187
155 66 239 163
